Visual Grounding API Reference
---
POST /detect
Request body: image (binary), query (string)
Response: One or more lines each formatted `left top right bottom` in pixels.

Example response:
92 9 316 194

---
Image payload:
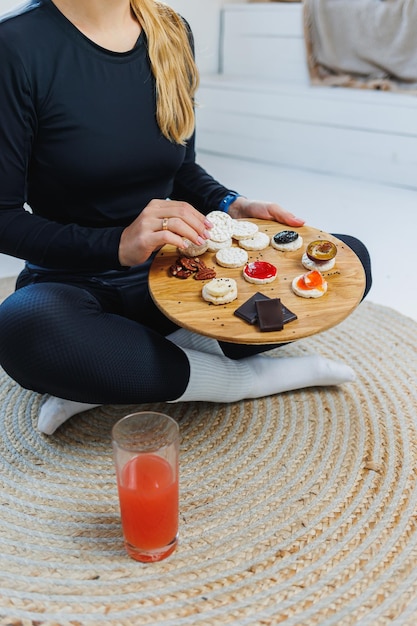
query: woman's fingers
151 200 212 239
157 215 210 247
118 199 212 267
229 197 305 227
275 209 305 227
119 196 305 268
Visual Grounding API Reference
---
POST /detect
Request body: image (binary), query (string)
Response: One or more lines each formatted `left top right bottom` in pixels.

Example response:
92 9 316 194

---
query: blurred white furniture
196 3 417 190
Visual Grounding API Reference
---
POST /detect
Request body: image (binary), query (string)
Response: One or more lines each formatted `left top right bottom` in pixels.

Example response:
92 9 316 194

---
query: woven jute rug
0 276 417 625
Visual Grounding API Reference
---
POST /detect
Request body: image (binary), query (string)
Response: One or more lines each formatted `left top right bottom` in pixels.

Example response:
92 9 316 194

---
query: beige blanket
304 0 417 93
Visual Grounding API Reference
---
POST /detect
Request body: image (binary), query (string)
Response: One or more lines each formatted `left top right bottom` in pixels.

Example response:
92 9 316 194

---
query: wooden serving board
148 221 366 345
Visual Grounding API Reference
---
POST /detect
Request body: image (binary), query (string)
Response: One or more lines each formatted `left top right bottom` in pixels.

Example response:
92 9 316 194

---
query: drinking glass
112 411 179 562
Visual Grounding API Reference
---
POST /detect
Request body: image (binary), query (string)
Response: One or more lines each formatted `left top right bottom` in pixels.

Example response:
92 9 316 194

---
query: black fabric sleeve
0 35 124 271
170 130 239 215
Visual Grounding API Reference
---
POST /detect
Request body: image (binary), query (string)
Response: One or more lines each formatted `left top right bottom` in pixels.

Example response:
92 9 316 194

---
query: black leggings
0 234 371 403
0 266 190 403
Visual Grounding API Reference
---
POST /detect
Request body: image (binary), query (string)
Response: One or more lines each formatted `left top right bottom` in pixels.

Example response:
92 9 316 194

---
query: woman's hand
119 199 212 267
228 197 305 227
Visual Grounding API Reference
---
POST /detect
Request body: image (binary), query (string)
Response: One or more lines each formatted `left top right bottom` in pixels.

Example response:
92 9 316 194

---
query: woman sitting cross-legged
0 0 371 435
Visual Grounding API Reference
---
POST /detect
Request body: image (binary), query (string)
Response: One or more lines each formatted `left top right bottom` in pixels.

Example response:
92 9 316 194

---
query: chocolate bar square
255 298 284 332
234 293 298 328
281 303 298 325
234 292 271 325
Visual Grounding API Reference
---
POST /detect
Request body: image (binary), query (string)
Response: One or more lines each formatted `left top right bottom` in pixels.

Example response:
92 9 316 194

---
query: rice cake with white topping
202 277 238 305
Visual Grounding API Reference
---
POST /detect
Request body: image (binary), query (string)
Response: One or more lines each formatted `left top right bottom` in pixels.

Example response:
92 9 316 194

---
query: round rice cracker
206 238 233 252
238 231 270 251
270 232 303 252
202 278 238 305
206 210 234 242
215 247 248 268
206 210 233 225
301 252 336 272
243 261 277 285
292 273 328 298
178 238 208 257
232 220 259 240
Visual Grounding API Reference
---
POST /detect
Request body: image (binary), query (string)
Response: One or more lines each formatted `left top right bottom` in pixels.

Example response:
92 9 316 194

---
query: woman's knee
0 285 41 346
1 282 90 337
0 283 99 391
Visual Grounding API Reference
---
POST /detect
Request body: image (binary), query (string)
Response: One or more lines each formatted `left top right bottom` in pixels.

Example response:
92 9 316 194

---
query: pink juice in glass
116 452 178 561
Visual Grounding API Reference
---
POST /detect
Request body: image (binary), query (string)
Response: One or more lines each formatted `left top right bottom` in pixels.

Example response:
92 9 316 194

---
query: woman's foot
38 397 99 435
173 351 356 403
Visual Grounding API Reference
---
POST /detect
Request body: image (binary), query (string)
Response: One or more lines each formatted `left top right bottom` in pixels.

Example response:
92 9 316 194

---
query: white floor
0 155 416 322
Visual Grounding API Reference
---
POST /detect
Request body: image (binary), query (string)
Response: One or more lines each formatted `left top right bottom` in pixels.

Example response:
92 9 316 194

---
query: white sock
38 397 100 435
167 328 223 355
172 349 356 403
36 329 220 436
37 351 355 433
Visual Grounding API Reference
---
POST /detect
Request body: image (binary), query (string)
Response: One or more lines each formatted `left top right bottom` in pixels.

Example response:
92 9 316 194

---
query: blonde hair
130 0 199 145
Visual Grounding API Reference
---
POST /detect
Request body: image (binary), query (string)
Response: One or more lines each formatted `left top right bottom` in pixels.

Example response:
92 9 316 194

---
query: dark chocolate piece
255 298 284 332
281 303 298 325
234 292 271 324
234 293 298 327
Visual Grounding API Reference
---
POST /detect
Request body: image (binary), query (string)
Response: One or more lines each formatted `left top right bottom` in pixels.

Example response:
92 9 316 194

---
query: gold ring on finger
162 217 169 231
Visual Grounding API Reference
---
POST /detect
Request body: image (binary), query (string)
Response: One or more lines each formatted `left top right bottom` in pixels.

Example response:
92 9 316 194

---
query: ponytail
130 0 199 144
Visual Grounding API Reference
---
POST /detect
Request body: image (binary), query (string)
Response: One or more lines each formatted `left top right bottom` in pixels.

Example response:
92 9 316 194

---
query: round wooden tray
149 221 366 345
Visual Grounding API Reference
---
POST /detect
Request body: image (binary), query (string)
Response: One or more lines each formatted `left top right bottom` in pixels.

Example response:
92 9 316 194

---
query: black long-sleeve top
0 0 231 271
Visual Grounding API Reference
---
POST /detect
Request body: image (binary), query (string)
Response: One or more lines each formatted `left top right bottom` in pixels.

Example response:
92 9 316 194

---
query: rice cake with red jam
243 261 277 285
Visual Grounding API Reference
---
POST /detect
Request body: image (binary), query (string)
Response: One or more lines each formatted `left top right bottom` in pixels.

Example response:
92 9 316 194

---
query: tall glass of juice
111 411 179 563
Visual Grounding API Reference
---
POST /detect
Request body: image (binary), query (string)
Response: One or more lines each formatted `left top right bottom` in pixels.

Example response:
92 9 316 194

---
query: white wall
0 0 24 14
167 0 244 74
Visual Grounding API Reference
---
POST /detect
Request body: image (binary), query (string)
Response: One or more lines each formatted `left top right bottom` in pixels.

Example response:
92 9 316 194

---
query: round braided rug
1 275 417 625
